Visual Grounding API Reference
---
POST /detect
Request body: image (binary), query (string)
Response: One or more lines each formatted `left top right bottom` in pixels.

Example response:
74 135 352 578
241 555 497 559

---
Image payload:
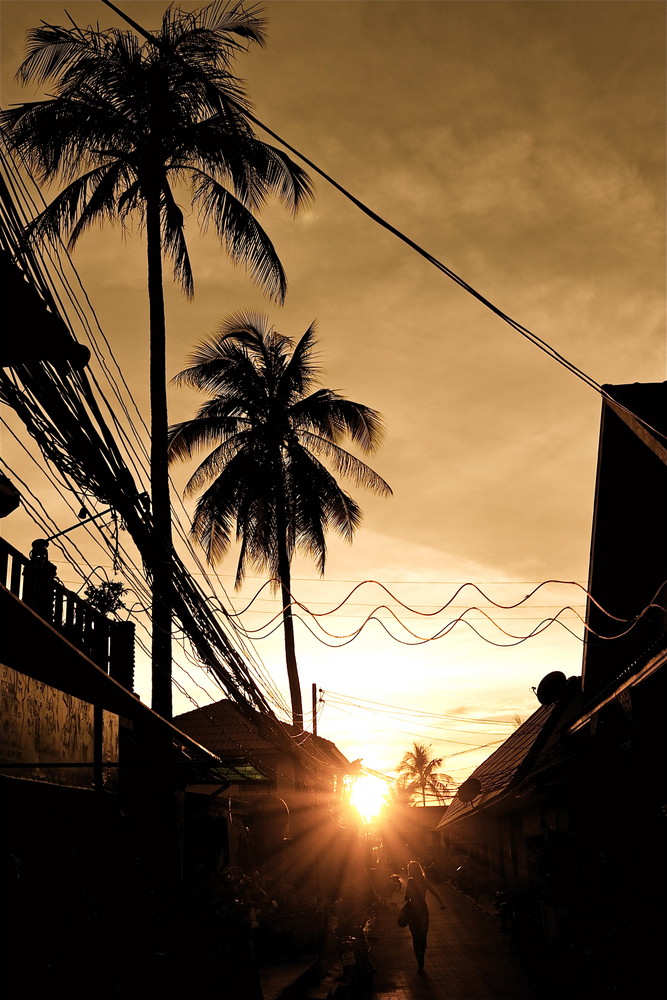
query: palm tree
167 313 392 726
1 2 312 718
397 743 453 806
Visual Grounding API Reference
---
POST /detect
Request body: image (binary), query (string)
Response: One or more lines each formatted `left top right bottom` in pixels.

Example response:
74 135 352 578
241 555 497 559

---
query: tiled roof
174 699 351 773
282 726 351 771
175 700 283 756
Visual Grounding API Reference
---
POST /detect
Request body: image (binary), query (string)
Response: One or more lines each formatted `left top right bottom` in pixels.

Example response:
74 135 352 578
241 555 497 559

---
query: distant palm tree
397 743 453 806
167 313 392 726
1 2 312 717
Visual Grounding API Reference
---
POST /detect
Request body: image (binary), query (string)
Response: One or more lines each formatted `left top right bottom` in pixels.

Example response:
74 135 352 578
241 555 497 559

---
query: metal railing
0 535 135 689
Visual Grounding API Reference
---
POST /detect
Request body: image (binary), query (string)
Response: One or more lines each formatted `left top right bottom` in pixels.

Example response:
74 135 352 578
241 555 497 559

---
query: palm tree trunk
280 573 303 730
146 188 173 720
275 502 303 729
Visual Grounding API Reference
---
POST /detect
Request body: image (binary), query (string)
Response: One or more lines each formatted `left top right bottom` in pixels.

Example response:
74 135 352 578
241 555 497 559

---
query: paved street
306 880 549 1000
367 882 547 1000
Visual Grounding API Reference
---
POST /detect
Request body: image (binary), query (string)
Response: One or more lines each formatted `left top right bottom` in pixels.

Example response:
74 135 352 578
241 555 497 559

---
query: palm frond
192 173 287 301
298 431 392 496
240 139 315 215
17 21 108 85
280 322 321 401
182 433 252 497
216 310 271 344
292 390 387 452
1 98 118 183
284 448 359 568
191 479 237 564
66 162 136 246
25 163 129 247
161 185 194 296
172 317 391 593
179 116 261 205
167 413 244 464
171 1 268 55
171 326 269 402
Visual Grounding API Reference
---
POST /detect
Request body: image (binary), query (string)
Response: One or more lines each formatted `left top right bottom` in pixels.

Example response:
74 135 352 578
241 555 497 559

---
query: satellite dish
535 670 567 705
457 778 481 803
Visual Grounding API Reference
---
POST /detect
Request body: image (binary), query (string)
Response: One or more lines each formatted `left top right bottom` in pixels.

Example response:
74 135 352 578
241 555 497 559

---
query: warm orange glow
349 775 388 823
0 0 660 781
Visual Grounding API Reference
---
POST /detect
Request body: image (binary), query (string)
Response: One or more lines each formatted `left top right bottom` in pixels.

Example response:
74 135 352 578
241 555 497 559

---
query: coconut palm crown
168 312 392 724
1 2 312 718
397 742 453 806
2 2 312 299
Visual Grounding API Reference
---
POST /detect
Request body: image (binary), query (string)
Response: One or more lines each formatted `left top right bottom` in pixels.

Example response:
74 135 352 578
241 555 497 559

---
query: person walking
403 860 447 973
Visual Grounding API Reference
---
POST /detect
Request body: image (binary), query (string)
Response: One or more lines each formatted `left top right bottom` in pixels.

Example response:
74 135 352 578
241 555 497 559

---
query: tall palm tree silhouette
1 2 312 717
397 743 453 806
168 313 392 726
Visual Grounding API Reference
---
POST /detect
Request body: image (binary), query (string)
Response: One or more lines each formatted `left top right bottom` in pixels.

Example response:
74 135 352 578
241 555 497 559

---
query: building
436 383 667 998
175 699 354 901
0 533 238 994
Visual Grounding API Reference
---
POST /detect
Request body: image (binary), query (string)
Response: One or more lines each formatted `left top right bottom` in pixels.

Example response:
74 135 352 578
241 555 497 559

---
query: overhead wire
3 252 298 736
322 690 521 727
0 442 121 582
192 575 627 623
216 572 664 647
0 422 159 608
0 148 291 724
167 506 293 717
5 4 663 775
97 0 667 458
320 700 517 751
2 150 154 477
5 150 310 772
0 26 309 726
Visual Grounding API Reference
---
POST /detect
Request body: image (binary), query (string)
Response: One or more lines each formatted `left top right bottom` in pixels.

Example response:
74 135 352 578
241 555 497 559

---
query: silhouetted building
436 383 667 999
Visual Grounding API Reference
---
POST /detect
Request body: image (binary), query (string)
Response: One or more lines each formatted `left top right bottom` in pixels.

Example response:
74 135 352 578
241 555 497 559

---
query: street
306 880 549 1000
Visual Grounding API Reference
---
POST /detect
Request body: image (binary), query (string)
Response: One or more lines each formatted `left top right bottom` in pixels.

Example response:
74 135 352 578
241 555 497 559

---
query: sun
349 774 388 823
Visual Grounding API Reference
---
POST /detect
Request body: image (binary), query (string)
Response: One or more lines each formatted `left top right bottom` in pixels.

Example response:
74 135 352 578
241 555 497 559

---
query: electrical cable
322 690 521 727
98 0 667 454
220 572 664 646
322 700 514 751
0 147 291 725
6 5 664 778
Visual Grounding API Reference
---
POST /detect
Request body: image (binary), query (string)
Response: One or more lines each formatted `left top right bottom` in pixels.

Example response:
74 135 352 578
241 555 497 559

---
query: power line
98 0 667 452
322 690 521 727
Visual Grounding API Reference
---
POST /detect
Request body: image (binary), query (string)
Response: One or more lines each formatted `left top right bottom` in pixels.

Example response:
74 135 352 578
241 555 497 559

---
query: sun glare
350 775 388 823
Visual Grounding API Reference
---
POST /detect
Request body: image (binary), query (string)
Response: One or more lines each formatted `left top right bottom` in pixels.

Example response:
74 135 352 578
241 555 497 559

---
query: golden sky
1 1 665 781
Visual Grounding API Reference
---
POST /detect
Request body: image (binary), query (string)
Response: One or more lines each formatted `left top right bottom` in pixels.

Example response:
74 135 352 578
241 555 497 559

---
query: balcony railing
0 535 135 690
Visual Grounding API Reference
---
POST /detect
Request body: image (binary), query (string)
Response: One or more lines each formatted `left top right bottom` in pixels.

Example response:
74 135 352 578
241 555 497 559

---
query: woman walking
403 860 447 973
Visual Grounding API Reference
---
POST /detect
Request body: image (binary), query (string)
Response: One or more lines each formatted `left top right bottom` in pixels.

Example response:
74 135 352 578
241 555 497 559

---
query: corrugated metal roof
184 760 270 784
437 702 556 828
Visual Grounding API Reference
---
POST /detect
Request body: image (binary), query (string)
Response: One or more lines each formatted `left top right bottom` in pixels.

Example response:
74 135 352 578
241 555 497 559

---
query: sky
0 0 665 787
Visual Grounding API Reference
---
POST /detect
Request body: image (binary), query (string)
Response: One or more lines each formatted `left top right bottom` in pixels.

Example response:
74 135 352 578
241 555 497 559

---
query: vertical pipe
312 683 317 736
93 704 103 792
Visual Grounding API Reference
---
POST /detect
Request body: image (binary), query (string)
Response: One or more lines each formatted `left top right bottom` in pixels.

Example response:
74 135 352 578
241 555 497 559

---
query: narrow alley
304 880 551 1000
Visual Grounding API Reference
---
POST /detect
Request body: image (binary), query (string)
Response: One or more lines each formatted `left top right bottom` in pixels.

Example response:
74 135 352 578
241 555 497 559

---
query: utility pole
312 683 318 736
